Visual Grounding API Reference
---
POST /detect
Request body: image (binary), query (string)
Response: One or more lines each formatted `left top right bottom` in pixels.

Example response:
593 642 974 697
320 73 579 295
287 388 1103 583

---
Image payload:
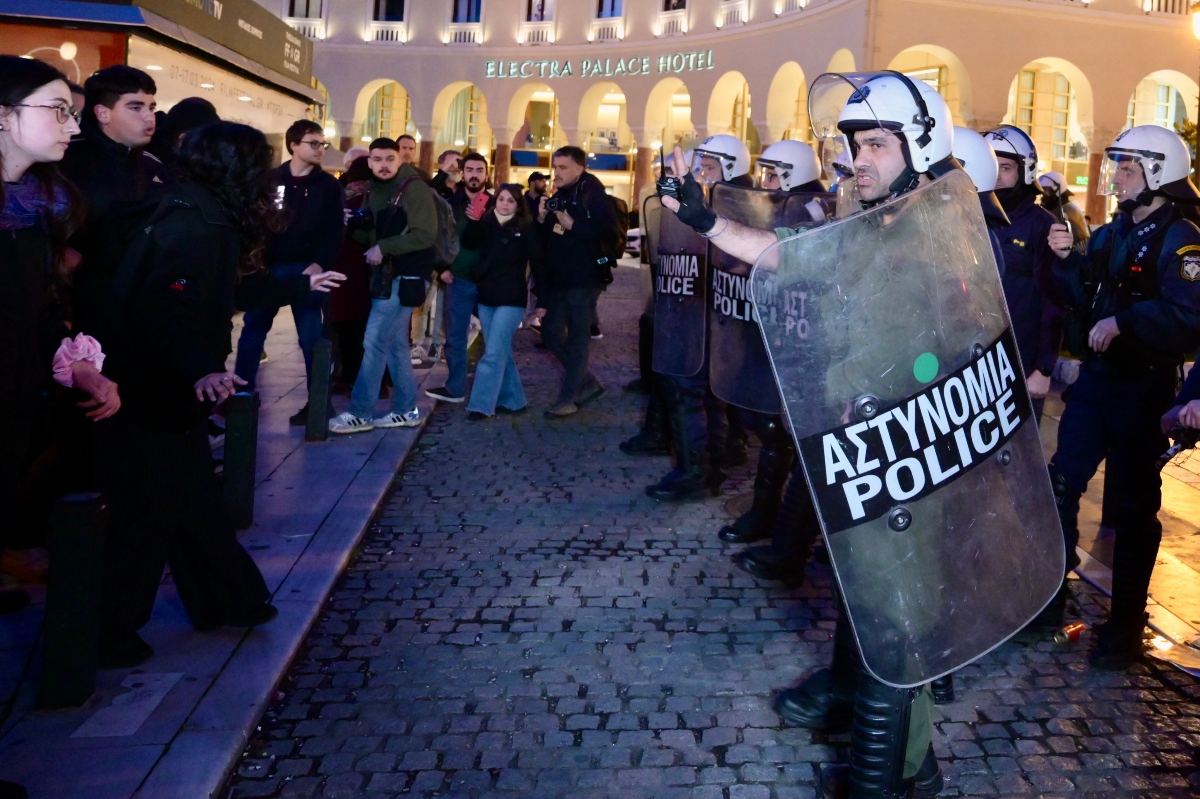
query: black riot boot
720 418 795 544
735 463 819 582
775 615 857 732
646 396 716 502
620 383 671 456
723 405 749 468
930 675 954 704
842 676 923 799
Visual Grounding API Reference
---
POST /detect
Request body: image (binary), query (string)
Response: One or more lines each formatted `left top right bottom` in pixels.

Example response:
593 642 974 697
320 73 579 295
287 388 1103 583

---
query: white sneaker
374 408 421 428
410 344 427 365
328 412 374 435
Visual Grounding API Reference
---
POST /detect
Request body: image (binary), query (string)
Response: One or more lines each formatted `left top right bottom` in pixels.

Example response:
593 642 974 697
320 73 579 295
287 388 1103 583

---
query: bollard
40 493 107 709
306 339 333 443
223 391 260 530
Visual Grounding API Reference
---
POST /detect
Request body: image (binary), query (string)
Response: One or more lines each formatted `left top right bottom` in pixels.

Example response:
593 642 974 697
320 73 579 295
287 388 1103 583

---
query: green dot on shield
913 352 939 384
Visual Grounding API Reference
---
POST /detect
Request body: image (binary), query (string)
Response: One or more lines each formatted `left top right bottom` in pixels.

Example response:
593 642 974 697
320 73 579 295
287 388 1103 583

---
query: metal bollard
39 493 107 709
306 338 332 443
223 391 260 530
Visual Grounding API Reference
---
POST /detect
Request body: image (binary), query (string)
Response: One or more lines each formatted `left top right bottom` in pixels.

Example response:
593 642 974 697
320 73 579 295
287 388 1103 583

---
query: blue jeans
234 262 325 392
350 278 418 420
468 305 527 415
443 276 478 397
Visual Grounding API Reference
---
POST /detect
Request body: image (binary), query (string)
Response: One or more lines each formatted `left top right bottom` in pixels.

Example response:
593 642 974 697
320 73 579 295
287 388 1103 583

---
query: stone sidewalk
225 268 1200 799
0 310 443 799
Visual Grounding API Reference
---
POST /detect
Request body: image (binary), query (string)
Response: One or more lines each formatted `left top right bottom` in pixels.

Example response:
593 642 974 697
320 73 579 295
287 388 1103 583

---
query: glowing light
59 42 77 60
361 135 372 142
145 65 162 71
323 126 336 137
454 139 465 146
200 83 214 89
238 95 252 102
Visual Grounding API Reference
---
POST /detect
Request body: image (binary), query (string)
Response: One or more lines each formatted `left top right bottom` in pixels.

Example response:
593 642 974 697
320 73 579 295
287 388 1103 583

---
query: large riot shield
749 170 1064 688
641 195 663 314
709 184 834 413
653 208 708 377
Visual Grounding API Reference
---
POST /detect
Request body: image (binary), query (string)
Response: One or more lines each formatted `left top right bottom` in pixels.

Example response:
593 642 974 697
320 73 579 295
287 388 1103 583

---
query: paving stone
223 270 1200 798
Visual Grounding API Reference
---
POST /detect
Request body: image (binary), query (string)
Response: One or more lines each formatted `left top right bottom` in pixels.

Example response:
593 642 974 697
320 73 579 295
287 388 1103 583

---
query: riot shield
709 184 834 413
652 208 708 377
641 195 663 314
749 170 1064 688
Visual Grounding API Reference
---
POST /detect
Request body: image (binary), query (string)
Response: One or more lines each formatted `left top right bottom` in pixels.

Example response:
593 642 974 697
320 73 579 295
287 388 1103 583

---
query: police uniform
998 193 1061 417
1048 200 1200 663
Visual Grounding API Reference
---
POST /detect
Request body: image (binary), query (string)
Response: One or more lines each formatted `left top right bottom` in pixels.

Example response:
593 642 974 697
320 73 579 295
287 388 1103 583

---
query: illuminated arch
827 49 856 74
766 62 808 144
886 45 973 127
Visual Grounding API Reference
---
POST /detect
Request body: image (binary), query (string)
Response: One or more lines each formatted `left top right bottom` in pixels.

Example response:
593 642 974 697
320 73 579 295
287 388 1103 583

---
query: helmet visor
1098 148 1157 198
756 159 784 190
821 138 852 183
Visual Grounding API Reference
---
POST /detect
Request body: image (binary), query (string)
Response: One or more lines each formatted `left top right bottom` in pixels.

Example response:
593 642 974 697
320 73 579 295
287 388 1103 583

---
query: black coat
463 212 544 308
108 181 307 431
536 171 620 291
263 163 345 271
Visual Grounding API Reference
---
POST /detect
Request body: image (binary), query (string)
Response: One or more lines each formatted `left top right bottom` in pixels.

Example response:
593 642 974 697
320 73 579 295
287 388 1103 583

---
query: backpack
607 196 629 262
395 177 460 267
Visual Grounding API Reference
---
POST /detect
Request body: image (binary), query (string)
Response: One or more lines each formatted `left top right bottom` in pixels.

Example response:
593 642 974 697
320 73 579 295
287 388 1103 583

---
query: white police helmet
1100 125 1199 201
809 71 953 175
757 139 822 191
694 134 752 182
985 125 1039 186
952 127 999 192
1038 171 1070 196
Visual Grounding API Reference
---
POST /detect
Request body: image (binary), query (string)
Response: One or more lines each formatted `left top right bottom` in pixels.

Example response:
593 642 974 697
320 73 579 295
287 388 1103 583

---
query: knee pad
1047 464 1071 508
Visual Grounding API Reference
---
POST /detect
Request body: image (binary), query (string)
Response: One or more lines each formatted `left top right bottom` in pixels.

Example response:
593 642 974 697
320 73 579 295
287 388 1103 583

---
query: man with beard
985 125 1061 420
426 152 491 403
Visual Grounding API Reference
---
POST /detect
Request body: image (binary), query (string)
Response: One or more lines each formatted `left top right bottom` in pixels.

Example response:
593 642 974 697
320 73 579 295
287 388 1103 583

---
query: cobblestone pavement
227 268 1200 799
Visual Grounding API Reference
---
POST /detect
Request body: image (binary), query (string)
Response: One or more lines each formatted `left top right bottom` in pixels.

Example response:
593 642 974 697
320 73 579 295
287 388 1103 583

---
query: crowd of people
0 54 623 773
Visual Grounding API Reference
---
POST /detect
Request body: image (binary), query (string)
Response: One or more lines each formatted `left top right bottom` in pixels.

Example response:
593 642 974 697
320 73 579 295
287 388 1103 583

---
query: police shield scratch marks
799 329 1030 533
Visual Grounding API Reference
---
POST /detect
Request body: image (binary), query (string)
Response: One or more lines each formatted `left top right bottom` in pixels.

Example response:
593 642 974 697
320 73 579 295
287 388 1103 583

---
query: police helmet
985 125 1039 187
1100 125 1200 201
757 139 822 191
694 134 752 182
951 127 999 192
1038 171 1071 197
832 72 954 175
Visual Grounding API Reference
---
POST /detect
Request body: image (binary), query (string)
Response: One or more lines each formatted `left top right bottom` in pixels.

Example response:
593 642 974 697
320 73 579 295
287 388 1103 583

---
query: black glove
658 171 716 234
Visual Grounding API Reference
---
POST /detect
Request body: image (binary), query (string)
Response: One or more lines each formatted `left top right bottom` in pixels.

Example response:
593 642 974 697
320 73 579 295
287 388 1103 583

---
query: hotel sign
485 49 715 79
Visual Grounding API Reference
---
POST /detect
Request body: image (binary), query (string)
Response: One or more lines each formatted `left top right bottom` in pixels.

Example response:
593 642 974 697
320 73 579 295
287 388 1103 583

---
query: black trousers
97 418 269 634
542 286 601 404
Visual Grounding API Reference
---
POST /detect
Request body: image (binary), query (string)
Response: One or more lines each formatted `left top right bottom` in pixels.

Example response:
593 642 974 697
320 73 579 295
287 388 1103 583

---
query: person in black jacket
95 122 344 668
60 65 171 343
233 119 344 424
462 184 543 419
536 146 619 418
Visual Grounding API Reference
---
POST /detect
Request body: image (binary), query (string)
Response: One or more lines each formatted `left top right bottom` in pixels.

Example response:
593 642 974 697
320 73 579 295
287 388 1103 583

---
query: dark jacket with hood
537 170 620 291
61 120 173 338
108 181 309 431
463 210 544 308
263 162 345 271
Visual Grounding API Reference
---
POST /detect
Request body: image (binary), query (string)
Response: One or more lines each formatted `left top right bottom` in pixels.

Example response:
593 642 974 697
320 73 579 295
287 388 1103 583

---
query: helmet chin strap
1117 189 1159 215
857 169 921 209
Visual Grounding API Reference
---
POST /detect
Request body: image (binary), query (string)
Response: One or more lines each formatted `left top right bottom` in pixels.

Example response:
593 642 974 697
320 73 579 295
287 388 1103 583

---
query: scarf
1 172 70 231
494 210 515 225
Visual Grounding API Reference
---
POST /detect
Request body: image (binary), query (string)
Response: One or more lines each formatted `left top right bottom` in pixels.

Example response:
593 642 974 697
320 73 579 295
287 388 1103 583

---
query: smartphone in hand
467 191 490 220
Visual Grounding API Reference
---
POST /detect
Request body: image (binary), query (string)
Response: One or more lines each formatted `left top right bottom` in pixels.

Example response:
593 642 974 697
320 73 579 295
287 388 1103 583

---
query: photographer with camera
537 146 621 418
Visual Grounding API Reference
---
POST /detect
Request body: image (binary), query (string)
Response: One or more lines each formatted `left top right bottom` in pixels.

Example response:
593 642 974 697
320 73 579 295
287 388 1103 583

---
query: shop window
597 0 623 18
663 0 686 9
1050 74 1069 161
527 0 553 21
453 0 482 23
376 0 405 21
288 0 322 18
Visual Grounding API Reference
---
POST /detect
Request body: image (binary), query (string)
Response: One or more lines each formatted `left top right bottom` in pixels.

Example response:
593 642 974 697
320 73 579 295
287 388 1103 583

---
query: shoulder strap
391 177 422 207
109 196 184 305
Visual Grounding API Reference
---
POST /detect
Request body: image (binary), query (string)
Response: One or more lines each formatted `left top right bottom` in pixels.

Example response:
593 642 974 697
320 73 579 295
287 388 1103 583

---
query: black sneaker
467 411 490 421
496 405 527 415
590 324 603 339
426 386 465 403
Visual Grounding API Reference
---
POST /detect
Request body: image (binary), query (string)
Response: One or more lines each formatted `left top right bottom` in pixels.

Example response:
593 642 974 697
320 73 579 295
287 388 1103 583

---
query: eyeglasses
9 104 81 125
300 140 330 150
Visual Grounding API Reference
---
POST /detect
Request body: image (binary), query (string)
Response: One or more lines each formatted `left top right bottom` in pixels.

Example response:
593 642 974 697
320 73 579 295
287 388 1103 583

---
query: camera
545 195 567 213
346 207 374 232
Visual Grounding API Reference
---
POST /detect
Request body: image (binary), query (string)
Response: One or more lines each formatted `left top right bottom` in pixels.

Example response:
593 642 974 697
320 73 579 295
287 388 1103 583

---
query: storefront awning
0 0 320 104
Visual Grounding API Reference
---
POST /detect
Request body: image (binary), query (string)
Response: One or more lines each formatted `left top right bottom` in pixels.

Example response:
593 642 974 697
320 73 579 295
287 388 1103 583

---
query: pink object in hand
466 191 490 220
52 333 105 387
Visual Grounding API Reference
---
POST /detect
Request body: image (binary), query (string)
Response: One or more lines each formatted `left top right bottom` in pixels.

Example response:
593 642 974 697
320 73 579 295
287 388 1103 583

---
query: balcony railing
1145 0 1189 14
367 21 408 43
719 0 749 27
284 16 325 40
588 16 624 42
519 19 554 44
446 21 482 45
779 0 807 13
656 8 687 36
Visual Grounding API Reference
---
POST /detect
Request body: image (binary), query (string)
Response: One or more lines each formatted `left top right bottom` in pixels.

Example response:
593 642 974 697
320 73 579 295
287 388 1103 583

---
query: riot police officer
952 126 1011 243
646 134 753 501
660 71 977 799
1038 170 1090 254
1046 125 1200 669
985 125 1062 419
720 139 829 547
